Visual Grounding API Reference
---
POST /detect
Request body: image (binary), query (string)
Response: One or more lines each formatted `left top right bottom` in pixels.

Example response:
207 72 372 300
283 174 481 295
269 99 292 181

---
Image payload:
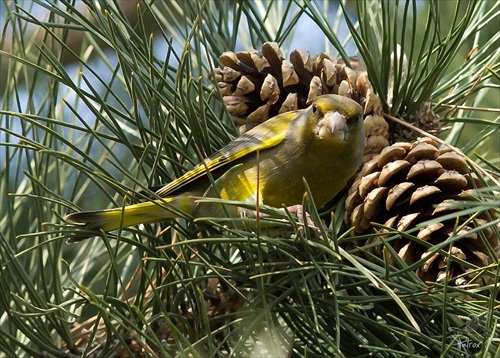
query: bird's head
311 94 364 142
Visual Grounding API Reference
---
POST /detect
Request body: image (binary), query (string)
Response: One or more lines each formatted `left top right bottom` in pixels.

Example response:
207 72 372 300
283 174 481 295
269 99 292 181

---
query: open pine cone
214 42 388 160
215 43 497 287
344 137 499 285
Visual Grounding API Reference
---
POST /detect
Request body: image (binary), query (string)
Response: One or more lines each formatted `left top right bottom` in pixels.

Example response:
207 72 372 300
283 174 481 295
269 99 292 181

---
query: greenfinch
65 94 364 241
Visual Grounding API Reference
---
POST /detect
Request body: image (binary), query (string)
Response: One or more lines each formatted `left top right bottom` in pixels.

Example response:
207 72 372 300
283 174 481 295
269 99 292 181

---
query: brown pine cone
345 137 499 285
390 102 442 144
215 42 384 136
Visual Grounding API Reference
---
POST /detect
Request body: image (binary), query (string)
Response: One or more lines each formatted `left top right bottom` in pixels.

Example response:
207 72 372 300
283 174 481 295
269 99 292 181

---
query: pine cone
345 137 499 285
215 42 386 153
390 102 442 143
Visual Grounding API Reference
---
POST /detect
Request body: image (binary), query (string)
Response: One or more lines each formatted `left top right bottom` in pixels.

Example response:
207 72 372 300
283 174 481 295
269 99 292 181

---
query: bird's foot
285 204 314 226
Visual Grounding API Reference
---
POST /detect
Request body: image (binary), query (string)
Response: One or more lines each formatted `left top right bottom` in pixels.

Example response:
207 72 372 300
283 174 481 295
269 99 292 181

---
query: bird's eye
312 104 318 113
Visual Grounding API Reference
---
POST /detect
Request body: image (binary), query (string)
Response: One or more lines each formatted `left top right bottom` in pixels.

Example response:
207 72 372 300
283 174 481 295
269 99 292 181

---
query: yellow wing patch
155 110 299 198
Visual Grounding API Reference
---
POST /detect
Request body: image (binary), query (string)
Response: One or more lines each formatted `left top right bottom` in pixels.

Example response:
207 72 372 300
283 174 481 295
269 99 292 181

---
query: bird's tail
65 196 195 242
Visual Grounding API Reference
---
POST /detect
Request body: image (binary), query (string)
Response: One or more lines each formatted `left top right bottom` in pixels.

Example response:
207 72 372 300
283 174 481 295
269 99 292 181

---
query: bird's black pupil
312 104 318 113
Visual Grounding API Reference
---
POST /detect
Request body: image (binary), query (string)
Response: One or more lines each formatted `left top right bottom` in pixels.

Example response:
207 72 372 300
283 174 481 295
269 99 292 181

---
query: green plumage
65 94 364 242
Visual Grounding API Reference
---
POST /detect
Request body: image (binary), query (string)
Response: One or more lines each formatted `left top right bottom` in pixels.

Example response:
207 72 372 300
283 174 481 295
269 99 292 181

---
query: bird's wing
154 110 299 197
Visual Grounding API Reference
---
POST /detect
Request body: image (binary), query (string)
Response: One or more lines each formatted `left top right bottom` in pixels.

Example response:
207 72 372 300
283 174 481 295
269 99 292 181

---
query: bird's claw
286 204 315 226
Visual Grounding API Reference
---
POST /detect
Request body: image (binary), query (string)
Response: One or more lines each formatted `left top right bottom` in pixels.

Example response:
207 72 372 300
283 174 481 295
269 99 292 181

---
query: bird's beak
317 111 347 140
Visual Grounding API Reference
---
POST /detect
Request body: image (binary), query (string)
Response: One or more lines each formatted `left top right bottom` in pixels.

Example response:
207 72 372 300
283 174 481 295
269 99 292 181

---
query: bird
65 94 365 242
